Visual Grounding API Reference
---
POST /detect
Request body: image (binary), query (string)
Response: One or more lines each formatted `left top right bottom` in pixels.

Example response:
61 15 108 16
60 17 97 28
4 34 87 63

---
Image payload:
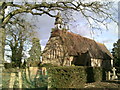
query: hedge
116 67 120 73
47 66 104 88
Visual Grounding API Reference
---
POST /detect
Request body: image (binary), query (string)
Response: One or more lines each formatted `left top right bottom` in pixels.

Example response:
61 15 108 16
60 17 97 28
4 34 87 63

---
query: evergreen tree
28 37 41 62
112 39 120 67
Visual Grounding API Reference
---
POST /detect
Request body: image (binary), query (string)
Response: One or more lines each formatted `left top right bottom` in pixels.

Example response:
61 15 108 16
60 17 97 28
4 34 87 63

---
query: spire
52 12 63 30
52 12 68 32
55 12 63 25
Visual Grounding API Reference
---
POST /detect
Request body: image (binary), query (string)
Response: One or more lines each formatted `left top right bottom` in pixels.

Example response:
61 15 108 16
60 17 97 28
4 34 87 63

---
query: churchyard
2 66 120 89
0 1 120 89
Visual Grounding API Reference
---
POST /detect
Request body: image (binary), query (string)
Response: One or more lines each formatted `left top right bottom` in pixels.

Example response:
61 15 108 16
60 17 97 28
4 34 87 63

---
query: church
42 12 113 69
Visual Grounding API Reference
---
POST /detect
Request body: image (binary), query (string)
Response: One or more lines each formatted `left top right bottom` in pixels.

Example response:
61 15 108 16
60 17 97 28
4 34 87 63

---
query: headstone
48 76 51 89
108 71 111 80
29 67 38 81
18 72 22 89
25 67 30 82
111 67 118 80
42 67 47 75
9 73 16 88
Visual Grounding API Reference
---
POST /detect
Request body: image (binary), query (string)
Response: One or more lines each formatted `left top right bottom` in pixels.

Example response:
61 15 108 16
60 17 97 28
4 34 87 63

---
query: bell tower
54 12 63 30
52 12 69 32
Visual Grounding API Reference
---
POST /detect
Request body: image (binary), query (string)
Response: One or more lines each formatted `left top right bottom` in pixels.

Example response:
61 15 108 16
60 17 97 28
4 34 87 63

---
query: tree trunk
0 28 5 64
0 2 5 66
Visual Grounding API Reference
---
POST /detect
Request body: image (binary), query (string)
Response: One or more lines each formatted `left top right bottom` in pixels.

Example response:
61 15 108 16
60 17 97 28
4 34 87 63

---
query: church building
42 12 113 69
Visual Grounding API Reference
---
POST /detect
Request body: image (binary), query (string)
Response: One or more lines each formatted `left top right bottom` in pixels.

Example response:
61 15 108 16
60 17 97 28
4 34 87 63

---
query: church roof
50 30 113 60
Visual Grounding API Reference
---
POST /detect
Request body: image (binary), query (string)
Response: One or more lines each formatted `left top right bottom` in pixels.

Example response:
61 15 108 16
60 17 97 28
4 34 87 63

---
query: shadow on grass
2 87 47 90
102 80 120 84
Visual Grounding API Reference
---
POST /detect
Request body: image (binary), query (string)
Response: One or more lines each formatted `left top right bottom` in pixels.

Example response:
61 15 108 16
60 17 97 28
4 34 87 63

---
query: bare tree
0 1 117 64
5 14 35 67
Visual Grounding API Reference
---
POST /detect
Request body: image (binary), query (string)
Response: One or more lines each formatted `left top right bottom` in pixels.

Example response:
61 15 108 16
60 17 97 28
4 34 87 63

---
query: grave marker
18 72 22 89
111 67 118 80
9 73 16 88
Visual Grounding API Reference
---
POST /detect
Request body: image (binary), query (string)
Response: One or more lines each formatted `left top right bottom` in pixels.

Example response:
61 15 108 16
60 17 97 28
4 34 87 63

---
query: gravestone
9 73 16 88
29 67 38 81
18 72 22 89
25 67 30 82
111 67 118 80
108 71 111 80
41 67 47 75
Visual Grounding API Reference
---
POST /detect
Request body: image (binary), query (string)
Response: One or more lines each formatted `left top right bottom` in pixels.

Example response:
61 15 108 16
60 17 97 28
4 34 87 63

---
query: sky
30 10 118 52
4 0 119 62
37 16 118 52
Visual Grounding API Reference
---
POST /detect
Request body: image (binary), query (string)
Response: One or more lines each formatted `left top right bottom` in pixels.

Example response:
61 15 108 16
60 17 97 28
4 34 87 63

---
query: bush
116 67 120 73
47 66 104 88
40 63 57 68
48 66 87 88
85 67 102 83
93 67 102 82
4 63 12 69
85 67 95 83
4 62 17 69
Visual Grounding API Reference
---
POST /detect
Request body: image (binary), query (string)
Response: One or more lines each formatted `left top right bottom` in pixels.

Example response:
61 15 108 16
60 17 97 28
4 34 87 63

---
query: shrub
47 66 104 88
4 63 12 69
85 67 95 83
116 67 120 73
48 66 87 88
93 67 102 82
40 63 57 68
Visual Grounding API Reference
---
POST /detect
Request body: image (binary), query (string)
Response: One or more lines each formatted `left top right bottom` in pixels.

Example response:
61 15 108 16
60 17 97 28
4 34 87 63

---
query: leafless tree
5 14 36 67
0 1 117 63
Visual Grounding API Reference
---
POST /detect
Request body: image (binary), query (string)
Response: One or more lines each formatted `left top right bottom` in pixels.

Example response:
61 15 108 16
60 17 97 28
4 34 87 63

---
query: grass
84 81 120 88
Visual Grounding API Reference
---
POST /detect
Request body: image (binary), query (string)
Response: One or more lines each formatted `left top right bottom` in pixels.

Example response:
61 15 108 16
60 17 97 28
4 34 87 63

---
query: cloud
18 8 118 52
35 14 54 40
41 45 45 51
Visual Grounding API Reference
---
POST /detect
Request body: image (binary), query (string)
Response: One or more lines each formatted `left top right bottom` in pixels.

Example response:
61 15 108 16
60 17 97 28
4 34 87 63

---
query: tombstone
48 76 51 89
111 67 118 80
18 72 22 89
42 67 47 75
9 73 16 88
108 71 111 80
30 67 38 80
25 67 30 82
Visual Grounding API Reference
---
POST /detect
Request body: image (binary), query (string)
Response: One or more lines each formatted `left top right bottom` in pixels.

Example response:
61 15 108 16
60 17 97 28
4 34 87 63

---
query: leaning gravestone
9 73 16 88
29 67 38 81
111 67 118 80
